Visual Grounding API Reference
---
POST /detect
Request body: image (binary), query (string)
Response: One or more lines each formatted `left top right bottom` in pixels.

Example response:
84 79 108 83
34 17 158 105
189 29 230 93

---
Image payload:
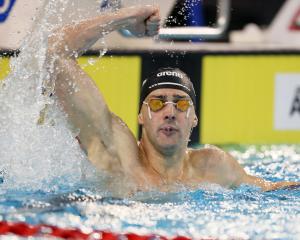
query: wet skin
47 5 299 194
139 89 197 157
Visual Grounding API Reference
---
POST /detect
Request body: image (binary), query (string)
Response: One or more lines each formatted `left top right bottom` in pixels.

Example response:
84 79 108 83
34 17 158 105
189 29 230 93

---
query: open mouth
159 126 178 136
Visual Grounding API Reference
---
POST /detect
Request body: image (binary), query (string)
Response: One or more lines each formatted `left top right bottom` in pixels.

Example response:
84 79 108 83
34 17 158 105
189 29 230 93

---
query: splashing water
0 0 114 191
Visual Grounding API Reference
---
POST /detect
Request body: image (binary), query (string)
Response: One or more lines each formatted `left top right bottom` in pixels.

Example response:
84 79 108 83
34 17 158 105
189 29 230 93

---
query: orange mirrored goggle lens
148 99 192 112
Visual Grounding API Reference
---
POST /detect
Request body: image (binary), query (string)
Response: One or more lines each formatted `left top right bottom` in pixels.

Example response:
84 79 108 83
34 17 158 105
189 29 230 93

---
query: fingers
123 5 160 37
145 22 159 36
148 10 160 23
145 20 160 36
145 11 160 36
143 5 159 18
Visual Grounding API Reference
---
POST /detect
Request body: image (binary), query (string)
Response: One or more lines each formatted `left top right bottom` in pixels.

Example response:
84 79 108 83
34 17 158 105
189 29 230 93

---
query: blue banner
186 0 204 26
0 0 16 23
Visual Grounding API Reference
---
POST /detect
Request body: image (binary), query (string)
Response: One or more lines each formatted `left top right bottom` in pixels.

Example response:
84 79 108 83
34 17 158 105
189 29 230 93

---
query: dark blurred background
166 0 286 41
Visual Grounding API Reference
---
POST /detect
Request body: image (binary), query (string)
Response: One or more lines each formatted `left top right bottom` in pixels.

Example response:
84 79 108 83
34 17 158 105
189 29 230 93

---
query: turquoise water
0 1 299 238
0 144 299 239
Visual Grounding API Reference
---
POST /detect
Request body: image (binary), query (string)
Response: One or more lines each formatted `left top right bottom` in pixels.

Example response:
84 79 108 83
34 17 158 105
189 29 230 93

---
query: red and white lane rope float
0 221 213 239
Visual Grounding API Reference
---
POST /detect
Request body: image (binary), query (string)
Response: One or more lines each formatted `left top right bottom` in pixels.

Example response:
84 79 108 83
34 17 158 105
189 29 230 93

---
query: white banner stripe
148 82 191 92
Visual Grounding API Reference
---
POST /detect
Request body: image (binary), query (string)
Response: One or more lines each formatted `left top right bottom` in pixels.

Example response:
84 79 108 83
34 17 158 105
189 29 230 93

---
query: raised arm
48 6 160 58
46 6 160 173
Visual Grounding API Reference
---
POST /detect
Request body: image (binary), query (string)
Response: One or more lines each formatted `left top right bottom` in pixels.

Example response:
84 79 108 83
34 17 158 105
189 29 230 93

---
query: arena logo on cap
0 0 16 23
157 71 184 79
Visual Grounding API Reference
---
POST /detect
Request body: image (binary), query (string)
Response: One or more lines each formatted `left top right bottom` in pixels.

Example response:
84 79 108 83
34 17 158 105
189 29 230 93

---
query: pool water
0 144 299 239
0 1 299 238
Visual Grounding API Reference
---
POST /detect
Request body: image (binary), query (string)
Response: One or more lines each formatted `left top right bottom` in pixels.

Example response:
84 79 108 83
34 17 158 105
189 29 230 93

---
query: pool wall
1 50 300 145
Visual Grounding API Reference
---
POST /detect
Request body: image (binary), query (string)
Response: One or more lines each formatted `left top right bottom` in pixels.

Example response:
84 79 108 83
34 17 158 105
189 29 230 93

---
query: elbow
47 29 62 54
47 28 73 59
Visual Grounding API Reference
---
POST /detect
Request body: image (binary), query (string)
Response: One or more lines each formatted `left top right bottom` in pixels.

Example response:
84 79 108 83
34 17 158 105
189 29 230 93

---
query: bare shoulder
188 145 231 168
188 145 245 187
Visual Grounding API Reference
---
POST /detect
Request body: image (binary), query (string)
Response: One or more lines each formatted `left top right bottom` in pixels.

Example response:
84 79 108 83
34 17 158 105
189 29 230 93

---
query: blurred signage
0 0 44 49
274 74 300 130
289 8 300 30
0 0 16 22
266 0 300 44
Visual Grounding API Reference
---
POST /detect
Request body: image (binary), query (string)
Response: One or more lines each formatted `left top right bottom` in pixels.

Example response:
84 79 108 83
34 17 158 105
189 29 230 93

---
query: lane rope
0 221 201 239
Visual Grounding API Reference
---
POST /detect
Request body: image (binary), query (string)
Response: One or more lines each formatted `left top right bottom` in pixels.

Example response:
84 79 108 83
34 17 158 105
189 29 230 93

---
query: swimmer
47 5 299 192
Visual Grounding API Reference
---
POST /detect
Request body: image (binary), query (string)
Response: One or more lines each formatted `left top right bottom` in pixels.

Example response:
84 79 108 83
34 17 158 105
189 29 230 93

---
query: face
138 88 198 155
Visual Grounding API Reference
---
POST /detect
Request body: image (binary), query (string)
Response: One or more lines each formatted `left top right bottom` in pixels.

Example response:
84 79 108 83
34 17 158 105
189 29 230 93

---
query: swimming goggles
143 98 193 119
143 98 193 112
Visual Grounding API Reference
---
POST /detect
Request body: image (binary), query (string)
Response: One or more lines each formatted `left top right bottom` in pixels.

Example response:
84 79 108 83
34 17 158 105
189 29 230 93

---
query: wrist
110 9 138 30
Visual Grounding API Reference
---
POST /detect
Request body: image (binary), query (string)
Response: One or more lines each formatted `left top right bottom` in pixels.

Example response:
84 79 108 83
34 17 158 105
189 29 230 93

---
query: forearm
211 150 300 192
244 174 299 191
265 181 299 191
48 9 138 57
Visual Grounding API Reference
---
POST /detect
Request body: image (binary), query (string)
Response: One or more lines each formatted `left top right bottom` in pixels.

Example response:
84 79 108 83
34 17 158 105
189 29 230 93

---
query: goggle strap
143 102 153 119
186 107 191 118
147 104 152 119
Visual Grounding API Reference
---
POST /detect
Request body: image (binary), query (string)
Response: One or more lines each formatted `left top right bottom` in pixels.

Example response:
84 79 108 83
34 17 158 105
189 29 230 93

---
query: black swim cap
139 67 196 110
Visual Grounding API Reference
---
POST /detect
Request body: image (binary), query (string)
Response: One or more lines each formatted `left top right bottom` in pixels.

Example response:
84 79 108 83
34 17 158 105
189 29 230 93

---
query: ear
192 116 198 127
138 112 144 125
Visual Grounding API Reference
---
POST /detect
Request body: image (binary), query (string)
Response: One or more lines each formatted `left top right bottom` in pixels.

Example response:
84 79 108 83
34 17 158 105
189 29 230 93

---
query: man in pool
48 5 299 192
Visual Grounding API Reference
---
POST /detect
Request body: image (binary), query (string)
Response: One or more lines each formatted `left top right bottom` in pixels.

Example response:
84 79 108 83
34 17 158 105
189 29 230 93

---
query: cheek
142 113 159 130
178 113 193 125
178 115 194 134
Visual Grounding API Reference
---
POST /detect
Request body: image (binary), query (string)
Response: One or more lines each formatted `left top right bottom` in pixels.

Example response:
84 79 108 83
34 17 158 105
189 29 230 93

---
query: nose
163 102 176 121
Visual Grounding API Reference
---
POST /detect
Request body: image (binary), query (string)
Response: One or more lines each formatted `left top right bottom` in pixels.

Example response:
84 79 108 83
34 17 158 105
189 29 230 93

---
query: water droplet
88 58 96 65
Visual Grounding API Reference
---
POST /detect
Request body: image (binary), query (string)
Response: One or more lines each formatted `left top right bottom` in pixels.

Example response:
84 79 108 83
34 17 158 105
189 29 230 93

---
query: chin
158 146 177 156
157 137 178 147
156 141 180 155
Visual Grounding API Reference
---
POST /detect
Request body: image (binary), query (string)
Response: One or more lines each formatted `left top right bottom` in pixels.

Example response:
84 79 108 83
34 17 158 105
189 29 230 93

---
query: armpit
87 136 122 173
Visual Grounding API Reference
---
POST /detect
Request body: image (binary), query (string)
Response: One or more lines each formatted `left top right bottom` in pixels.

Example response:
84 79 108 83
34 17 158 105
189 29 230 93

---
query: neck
139 137 188 182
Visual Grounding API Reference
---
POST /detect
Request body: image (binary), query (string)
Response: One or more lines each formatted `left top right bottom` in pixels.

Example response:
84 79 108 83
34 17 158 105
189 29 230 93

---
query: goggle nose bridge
143 99 192 119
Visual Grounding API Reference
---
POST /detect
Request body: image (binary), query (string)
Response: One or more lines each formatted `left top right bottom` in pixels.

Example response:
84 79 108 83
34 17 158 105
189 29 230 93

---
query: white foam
0 0 107 191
